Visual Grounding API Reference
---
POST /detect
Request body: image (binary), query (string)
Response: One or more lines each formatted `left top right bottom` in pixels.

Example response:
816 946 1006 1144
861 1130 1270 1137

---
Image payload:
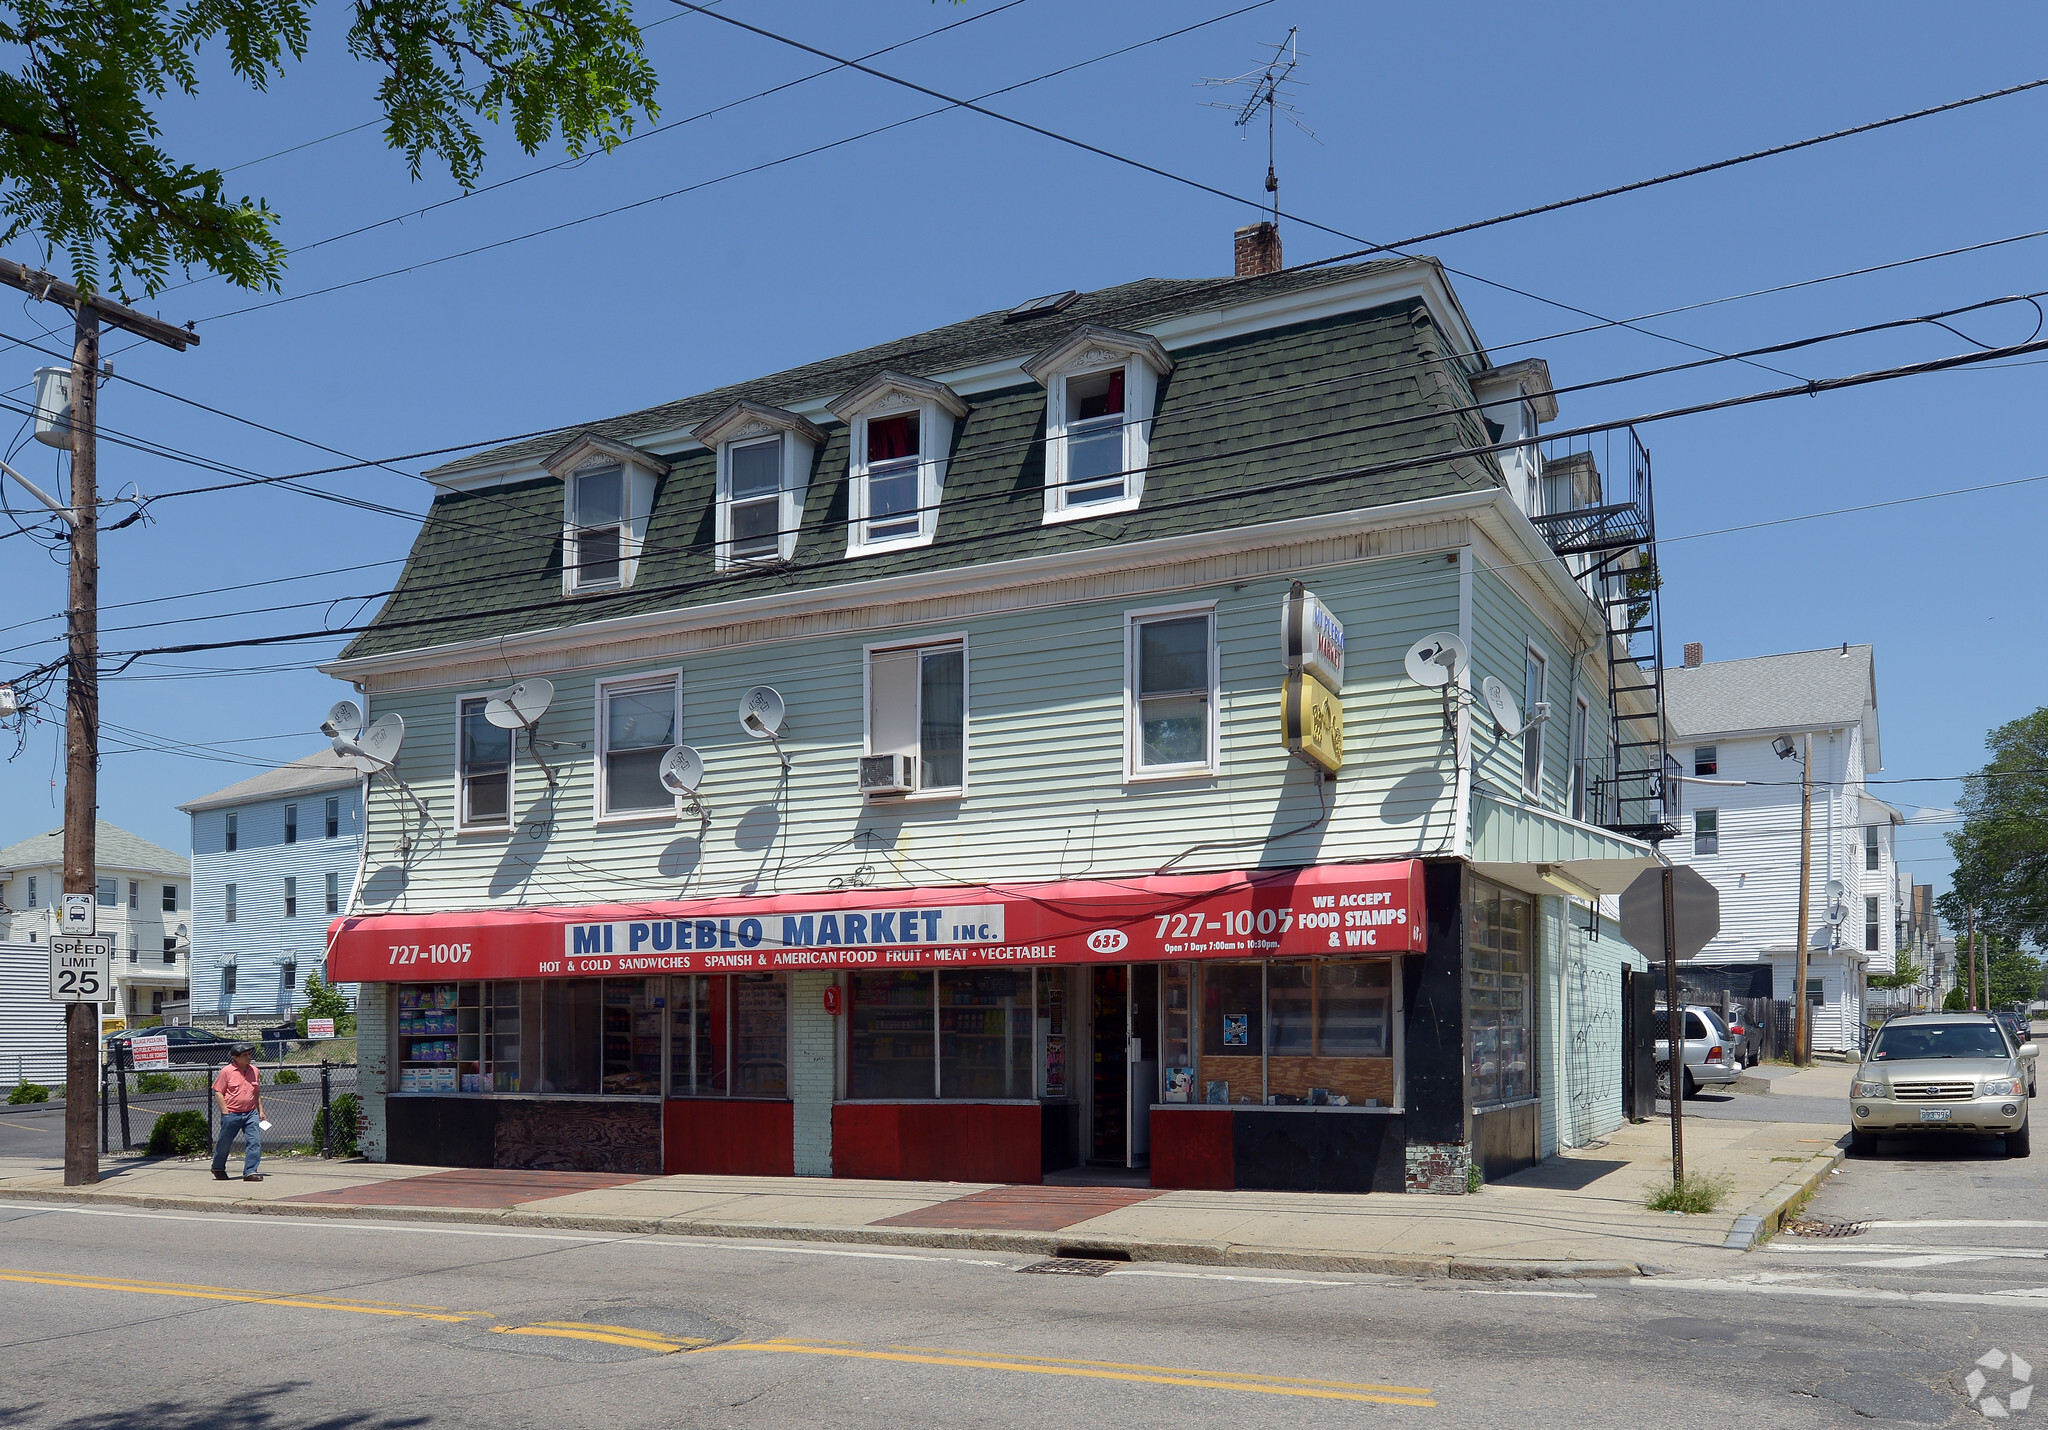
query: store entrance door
1089 964 1160 1169
1088 966 1127 1164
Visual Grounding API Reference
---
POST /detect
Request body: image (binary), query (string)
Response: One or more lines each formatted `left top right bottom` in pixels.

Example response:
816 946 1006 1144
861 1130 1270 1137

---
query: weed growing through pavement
1643 1172 1732 1214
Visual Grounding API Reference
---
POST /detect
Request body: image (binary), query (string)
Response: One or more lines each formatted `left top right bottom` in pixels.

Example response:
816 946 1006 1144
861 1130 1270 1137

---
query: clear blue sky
2 0 2040 911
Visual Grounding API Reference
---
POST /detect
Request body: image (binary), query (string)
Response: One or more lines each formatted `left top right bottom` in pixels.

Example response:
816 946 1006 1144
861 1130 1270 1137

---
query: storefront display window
1191 958 1395 1106
667 972 788 1096
849 970 935 1099
1161 962 1193 1101
849 970 1037 1100
938 970 1032 1099
1469 879 1534 1106
1038 973 1069 1098
603 978 662 1095
394 976 748 1098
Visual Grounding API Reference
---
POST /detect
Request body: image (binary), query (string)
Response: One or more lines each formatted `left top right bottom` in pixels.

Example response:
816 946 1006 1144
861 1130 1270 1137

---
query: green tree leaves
0 0 657 298
1942 706 2048 952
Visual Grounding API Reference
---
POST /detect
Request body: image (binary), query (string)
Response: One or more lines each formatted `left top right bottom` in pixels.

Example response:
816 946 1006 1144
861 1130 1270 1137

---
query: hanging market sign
1281 669 1345 775
326 861 1427 982
1281 584 1345 690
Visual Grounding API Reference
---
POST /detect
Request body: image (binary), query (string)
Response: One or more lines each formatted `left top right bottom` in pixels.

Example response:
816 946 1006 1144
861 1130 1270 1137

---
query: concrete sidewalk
0 1111 1845 1278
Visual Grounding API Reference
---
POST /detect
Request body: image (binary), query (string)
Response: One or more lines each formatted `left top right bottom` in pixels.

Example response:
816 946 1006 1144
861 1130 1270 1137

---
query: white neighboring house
1662 643 1897 1055
0 820 192 1021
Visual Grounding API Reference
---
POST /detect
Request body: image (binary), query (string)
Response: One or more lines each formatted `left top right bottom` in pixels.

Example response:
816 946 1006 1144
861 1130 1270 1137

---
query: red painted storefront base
1148 1107 1235 1190
832 1103 1042 1184
663 1098 796 1176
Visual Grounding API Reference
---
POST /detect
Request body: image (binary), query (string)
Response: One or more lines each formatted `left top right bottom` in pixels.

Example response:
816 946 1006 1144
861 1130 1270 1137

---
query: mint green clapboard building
323 245 1672 1192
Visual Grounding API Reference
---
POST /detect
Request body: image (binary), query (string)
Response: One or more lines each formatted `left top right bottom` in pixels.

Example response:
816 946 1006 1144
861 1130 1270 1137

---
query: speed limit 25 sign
49 937 113 1002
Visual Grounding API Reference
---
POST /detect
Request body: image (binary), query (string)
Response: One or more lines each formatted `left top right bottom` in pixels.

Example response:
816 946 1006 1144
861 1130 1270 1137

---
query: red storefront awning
328 861 1426 983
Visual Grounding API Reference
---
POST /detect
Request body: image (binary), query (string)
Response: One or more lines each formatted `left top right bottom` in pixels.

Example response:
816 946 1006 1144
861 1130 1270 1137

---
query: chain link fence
99 1060 361 1158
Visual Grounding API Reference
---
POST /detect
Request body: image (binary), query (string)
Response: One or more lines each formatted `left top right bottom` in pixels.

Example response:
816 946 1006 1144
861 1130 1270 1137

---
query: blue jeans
213 1110 262 1177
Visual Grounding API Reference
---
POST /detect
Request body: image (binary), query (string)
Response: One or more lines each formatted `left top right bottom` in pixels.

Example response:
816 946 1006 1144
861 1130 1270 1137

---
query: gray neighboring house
179 752 364 1027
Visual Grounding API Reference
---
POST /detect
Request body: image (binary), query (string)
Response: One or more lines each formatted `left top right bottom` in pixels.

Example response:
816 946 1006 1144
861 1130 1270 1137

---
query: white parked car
1655 1004 1743 1100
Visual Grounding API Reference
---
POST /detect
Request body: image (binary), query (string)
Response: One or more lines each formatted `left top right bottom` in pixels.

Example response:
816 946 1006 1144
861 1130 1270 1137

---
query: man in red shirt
210 1043 267 1182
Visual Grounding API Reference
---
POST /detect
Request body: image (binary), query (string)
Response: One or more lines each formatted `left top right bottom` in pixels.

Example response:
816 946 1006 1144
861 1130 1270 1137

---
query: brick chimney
1235 221 1281 277
1683 642 1703 668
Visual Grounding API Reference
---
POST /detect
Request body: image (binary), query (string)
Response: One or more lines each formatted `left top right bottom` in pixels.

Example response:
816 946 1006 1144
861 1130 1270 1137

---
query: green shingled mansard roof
343 262 1506 661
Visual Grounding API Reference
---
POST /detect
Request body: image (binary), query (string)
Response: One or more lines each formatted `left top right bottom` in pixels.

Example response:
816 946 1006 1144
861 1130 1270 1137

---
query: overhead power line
69 327 2048 667
195 3 1277 325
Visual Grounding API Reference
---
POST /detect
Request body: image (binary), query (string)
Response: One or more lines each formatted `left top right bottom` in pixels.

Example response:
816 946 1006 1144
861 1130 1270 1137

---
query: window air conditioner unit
858 753 914 795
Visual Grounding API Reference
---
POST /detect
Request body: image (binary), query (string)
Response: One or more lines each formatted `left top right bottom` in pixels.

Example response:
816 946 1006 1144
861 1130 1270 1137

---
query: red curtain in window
868 413 920 462
1077 370 1125 421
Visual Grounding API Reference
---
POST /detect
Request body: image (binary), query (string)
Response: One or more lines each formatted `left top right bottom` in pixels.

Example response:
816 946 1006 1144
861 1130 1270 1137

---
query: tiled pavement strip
0 1098 1849 1277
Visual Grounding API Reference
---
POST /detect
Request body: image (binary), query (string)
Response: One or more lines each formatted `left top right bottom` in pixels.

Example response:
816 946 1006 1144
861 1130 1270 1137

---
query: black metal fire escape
1528 428 1679 844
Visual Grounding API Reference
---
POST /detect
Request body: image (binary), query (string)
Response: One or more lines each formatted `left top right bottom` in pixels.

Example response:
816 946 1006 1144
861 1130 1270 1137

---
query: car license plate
1920 1109 1952 1123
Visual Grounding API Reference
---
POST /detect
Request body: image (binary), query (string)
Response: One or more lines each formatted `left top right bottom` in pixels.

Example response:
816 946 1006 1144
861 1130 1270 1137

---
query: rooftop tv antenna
484 677 558 789
1200 26 1319 229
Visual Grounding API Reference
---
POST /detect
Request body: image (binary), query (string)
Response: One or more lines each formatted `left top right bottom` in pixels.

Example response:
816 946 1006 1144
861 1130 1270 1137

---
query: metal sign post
1621 864 1722 1188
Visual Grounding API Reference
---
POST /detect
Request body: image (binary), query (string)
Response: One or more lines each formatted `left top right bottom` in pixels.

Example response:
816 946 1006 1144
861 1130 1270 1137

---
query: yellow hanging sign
1280 670 1345 774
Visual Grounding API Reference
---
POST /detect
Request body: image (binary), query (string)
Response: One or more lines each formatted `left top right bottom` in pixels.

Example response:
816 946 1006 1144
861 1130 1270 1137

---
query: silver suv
1850 1013 2038 1158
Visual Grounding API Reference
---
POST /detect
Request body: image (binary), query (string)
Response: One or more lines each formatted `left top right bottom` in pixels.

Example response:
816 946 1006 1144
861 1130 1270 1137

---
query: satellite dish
335 712 405 773
738 686 785 739
1403 632 1469 688
321 699 363 739
485 677 555 730
658 745 704 795
1481 676 1522 734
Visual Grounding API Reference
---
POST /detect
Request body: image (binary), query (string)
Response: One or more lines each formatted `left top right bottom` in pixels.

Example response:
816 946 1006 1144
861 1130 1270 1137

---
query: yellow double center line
0 1268 487 1323
494 1326 1435 1406
8 1268 1435 1407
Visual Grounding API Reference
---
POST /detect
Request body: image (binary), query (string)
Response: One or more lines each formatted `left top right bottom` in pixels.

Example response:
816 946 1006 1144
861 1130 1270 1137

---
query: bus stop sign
1620 866 1721 962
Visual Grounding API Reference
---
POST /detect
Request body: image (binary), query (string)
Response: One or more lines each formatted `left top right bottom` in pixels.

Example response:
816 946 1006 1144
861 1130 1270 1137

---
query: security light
1772 735 1798 761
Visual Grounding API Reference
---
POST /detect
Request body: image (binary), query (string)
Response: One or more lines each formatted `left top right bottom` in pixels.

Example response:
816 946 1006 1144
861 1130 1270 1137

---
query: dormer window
828 371 968 556
728 438 782 558
864 413 921 541
691 401 821 569
1023 325 1173 524
543 433 669 596
570 465 624 587
1062 368 1126 505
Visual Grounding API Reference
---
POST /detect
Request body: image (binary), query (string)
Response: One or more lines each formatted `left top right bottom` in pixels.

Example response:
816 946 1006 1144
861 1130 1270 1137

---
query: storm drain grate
1781 1218 1870 1238
1015 1258 1122 1277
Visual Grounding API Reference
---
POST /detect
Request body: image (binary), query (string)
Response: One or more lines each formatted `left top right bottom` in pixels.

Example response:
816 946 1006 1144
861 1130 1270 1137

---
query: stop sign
1620 865 1721 962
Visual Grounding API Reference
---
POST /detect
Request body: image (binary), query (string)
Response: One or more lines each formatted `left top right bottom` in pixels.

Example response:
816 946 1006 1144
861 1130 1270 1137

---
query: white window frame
284 876 298 919
325 871 340 916
565 462 629 594
846 403 946 554
1569 694 1590 822
1521 642 1548 802
1043 357 1153 521
1694 808 1719 857
862 635 970 800
1124 602 1220 782
455 692 516 833
717 435 791 567
595 671 684 825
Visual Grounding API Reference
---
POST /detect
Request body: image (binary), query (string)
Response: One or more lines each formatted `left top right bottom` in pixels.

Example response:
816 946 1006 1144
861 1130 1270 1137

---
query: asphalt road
8 1140 2048 1430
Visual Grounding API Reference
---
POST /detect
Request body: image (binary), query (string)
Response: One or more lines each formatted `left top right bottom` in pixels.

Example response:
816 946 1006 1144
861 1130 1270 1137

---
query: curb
0 1183 1641 1281
1724 1139 1848 1251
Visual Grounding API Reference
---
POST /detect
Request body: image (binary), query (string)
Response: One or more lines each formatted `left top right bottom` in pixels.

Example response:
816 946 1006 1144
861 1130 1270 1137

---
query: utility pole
1792 733 1813 1068
0 258 196 1186
1967 906 1978 1011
